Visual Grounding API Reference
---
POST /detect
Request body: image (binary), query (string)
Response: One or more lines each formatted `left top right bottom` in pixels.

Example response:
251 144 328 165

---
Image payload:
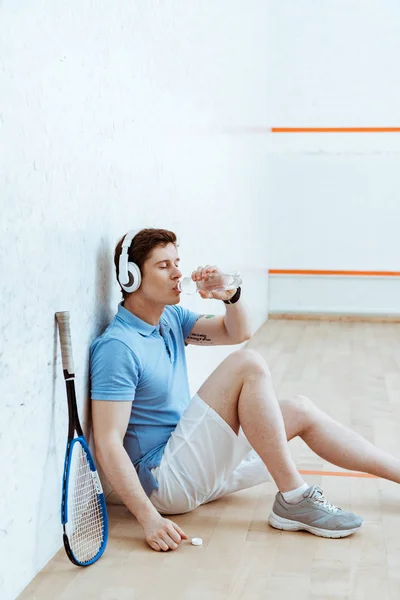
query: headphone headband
121 229 139 249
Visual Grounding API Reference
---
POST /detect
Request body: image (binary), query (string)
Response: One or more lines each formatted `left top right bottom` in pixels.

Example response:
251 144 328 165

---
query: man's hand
142 513 188 551
192 265 237 302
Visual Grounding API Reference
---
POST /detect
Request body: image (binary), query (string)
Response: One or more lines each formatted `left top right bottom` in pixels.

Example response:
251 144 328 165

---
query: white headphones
118 229 142 293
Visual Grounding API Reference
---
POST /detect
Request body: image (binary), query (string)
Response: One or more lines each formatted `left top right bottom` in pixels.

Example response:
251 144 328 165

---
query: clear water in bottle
178 272 242 295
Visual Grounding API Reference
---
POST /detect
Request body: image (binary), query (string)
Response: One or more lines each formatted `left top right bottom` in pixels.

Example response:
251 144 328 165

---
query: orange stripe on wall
272 127 400 133
269 269 400 277
299 469 378 479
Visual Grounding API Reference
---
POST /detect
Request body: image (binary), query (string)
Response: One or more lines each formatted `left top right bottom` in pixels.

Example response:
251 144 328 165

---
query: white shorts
150 393 270 515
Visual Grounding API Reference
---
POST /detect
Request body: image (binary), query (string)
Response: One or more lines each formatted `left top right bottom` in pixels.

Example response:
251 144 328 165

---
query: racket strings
66 444 105 563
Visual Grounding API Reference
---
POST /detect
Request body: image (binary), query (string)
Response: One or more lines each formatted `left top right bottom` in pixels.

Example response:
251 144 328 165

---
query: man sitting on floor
91 228 400 552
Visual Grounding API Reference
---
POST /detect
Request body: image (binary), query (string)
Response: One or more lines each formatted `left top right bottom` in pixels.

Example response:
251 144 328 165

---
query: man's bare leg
198 349 400 485
281 395 400 483
197 349 306 492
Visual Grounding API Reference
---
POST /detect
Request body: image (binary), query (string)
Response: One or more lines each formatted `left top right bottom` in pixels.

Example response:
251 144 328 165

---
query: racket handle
56 311 75 376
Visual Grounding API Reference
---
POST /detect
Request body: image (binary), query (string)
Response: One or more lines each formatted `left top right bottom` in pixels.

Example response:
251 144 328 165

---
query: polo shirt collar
117 303 158 337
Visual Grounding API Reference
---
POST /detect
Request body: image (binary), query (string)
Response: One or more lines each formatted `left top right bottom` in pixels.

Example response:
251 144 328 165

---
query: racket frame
56 312 108 567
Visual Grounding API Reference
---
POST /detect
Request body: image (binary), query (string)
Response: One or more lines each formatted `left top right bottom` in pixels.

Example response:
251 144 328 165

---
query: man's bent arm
185 295 252 346
92 400 158 525
223 296 252 343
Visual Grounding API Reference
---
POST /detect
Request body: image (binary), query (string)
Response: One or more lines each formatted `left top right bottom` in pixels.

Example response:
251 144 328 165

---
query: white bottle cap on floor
191 537 203 546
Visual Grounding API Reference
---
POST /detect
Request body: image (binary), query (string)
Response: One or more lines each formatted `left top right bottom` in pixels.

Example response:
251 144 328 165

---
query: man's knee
230 349 271 378
288 395 316 421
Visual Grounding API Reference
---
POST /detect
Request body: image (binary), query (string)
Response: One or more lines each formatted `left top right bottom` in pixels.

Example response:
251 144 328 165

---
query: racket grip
56 311 75 376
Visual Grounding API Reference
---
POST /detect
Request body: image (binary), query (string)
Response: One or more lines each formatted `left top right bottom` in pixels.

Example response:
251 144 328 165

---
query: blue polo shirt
90 303 200 497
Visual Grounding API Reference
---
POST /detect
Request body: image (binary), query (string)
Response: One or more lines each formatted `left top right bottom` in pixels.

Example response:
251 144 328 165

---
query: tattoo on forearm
186 332 215 345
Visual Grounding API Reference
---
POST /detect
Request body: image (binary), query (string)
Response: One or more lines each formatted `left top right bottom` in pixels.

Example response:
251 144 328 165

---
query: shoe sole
268 512 363 539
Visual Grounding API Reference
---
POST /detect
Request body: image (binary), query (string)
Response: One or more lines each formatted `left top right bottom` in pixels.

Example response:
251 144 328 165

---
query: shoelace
309 486 340 513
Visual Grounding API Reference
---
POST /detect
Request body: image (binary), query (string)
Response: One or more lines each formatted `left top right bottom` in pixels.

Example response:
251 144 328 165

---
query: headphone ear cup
122 262 142 293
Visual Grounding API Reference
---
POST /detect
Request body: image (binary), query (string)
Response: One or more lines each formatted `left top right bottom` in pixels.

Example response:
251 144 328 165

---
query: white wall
0 3 269 599
267 0 400 315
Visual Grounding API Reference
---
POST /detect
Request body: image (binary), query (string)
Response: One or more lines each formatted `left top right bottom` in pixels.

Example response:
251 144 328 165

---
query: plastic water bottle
178 272 243 295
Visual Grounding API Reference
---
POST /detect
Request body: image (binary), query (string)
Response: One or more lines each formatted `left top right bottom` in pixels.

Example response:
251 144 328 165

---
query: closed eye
159 263 179 269
156 259 180 269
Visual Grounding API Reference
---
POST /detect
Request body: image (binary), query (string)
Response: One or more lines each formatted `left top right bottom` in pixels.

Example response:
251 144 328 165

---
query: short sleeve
90 338 140 401
170 305 201 339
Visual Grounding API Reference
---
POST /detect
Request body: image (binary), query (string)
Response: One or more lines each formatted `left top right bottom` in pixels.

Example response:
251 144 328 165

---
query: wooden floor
19 319 400 600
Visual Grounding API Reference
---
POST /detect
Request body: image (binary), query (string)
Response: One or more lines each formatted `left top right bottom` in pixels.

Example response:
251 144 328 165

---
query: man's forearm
223 296 252 343
96 439 158 524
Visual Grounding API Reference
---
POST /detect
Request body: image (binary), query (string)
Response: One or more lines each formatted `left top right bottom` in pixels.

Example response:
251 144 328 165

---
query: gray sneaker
268 485 363 538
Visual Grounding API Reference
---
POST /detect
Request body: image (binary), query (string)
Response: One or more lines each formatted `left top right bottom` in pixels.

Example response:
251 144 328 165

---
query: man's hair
114 228 177 299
